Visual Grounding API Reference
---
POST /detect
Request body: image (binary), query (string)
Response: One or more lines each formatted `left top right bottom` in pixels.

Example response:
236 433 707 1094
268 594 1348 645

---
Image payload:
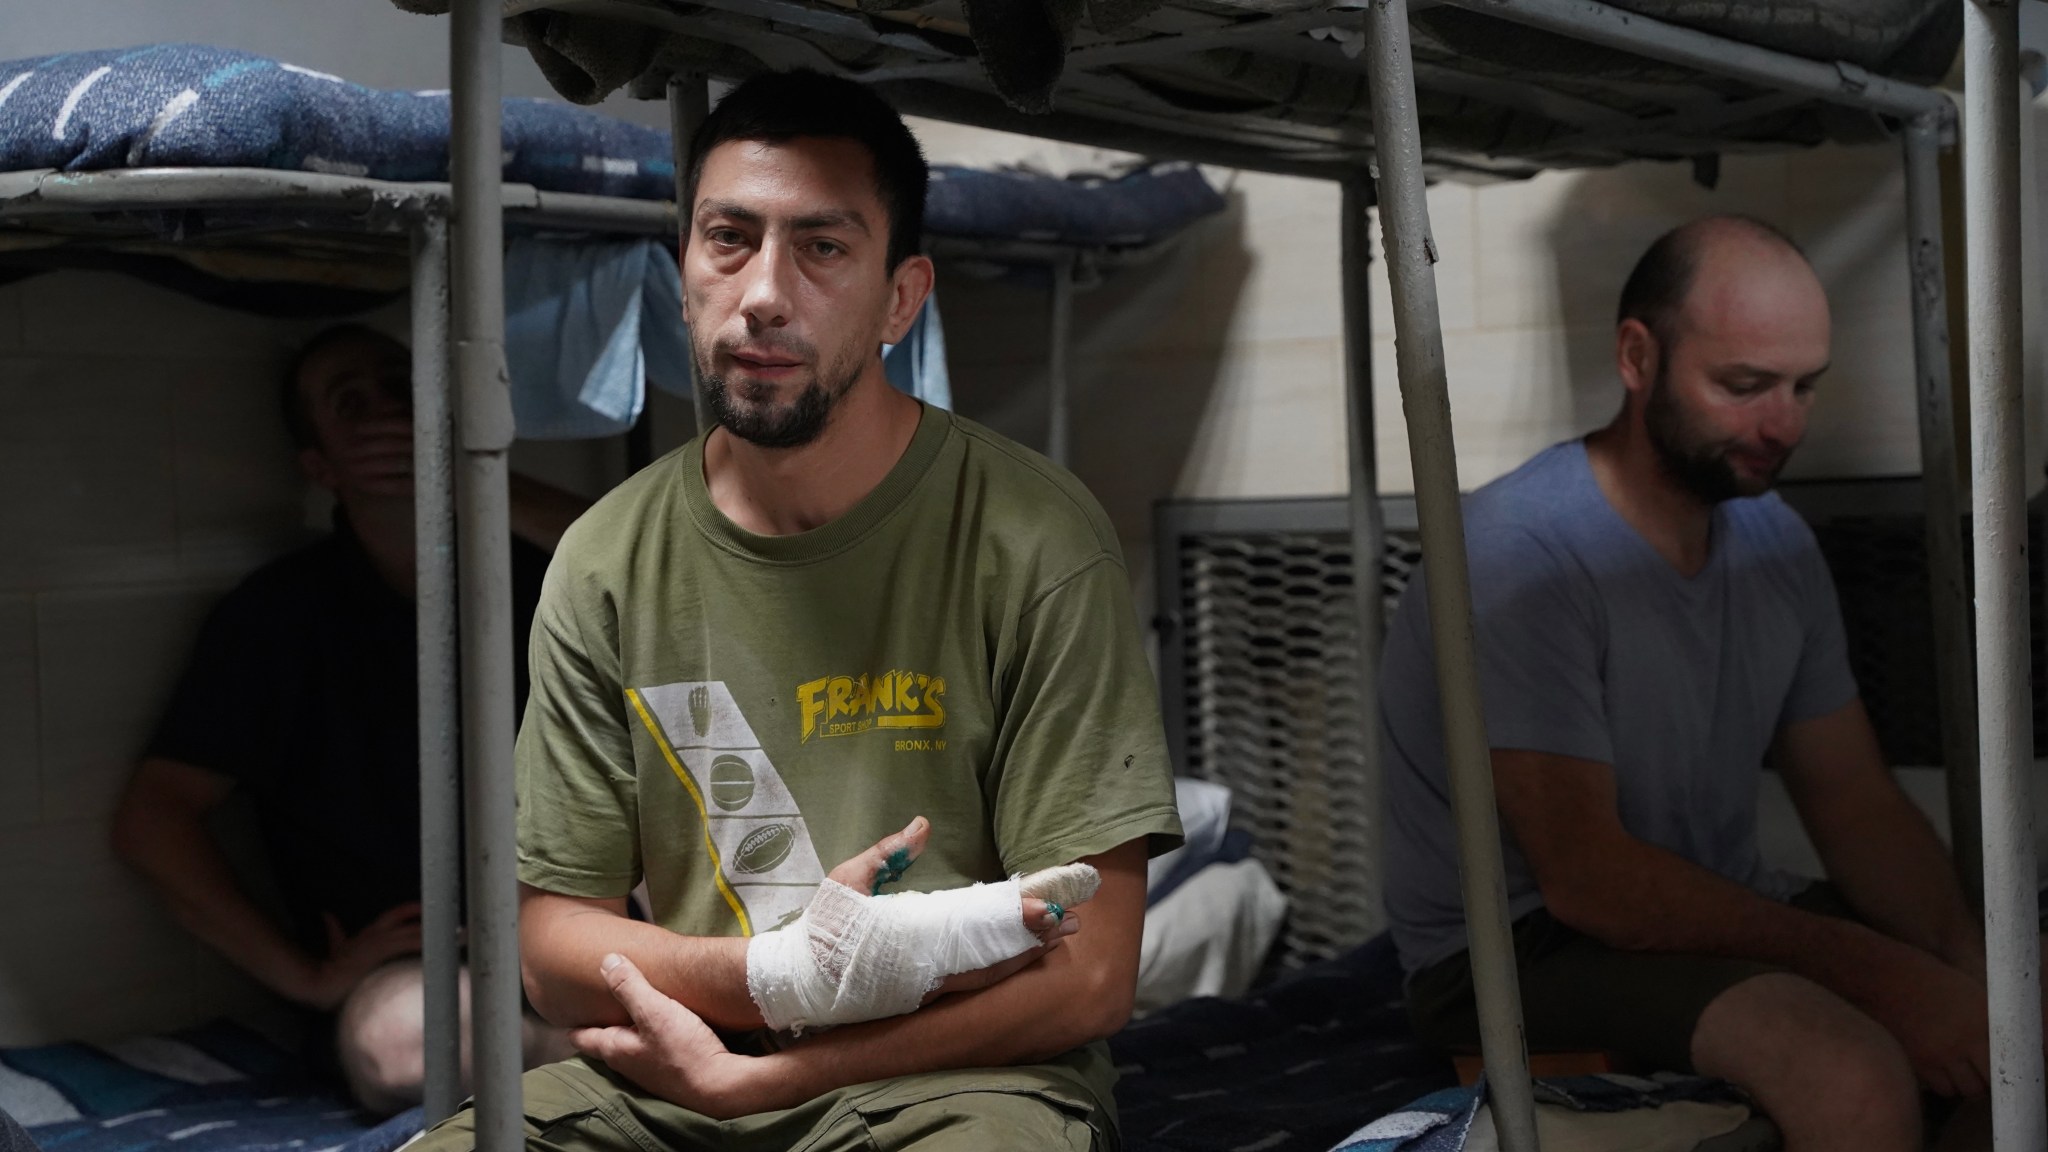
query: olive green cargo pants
410 1047 1118 1152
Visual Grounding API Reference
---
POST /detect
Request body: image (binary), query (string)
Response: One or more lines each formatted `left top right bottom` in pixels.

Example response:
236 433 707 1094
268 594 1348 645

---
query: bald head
1618 215 1824 354
1611 215 1832 504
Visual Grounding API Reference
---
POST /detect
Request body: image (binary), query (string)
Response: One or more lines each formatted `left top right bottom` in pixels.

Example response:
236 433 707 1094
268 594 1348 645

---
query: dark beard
697 345 862 450
1644 361 1763 504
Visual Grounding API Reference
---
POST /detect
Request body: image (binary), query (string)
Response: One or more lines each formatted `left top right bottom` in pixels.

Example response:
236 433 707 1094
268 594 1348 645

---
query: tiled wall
0 272 321 1044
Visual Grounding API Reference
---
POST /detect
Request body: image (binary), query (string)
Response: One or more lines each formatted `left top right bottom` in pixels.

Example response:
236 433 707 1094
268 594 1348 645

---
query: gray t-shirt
1381 439 1858 973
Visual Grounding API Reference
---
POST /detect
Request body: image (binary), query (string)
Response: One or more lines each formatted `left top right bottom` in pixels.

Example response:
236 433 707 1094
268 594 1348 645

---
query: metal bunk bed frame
143 0 2018 1147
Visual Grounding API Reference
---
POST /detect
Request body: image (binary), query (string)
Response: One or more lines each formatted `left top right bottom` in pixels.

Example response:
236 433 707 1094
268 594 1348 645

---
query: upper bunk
388 0 1962 185
0 42 1226 306
0 43 679 307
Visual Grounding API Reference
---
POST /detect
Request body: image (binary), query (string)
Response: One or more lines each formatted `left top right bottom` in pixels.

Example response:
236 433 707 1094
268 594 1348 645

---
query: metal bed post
1360 2 1537 1148
1339 175 1385 919
1047 252 1077 468
451 0 524 1147
668 73 712 436
1901 115 1983 910
1963 0 2044 1146
409 211 464 1127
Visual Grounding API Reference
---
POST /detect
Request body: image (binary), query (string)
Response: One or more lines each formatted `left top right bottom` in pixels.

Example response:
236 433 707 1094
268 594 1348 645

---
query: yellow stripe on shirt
624 687 753 936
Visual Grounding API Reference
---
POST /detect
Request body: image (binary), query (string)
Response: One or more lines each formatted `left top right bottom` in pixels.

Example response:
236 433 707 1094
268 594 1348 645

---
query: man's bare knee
1692 972 1918 1152
338 959 428 1116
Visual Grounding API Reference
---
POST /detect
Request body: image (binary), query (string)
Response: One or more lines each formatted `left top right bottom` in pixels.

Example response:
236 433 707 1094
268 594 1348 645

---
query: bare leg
1691 973 1920 1152
335 959 576 1116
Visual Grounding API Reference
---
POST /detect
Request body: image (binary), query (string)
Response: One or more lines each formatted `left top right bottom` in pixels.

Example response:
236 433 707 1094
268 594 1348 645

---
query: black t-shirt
147 515 548 950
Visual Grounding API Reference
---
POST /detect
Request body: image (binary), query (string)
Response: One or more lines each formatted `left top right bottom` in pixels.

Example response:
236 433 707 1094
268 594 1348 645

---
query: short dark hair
281 324 400 449
684 70 928 270
1617 214 1806 349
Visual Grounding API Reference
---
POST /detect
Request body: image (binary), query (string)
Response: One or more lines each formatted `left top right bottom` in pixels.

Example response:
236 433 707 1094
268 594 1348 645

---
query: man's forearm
746 943 1124 1113
1775 701 1982 974
520 890 759 1031
116 816 320 1003
1802 779 1980 974
507 472 592 552
1548 832 1949 1012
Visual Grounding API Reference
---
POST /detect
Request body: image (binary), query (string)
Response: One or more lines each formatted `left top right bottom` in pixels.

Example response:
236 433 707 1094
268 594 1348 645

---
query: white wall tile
174 357 316 583
1782 148 1912 343
1372 323 1617 495
1212 171 1346 347
37 585 223 824
907 115 1139 175
1168 337 1348 501
0 597 36 831
19 273 311 360
0 823 260 1045
1784 316 1923 481
1472 152 1790 333
0 356 181 592
0 280 23 352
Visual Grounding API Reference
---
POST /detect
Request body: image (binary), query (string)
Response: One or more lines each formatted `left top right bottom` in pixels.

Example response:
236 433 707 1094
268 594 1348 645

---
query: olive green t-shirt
517 401 1181 952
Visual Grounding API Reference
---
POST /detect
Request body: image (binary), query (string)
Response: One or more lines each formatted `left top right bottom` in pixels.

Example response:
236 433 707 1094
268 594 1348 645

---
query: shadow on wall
1543 146 1919 480
941 193 1252 589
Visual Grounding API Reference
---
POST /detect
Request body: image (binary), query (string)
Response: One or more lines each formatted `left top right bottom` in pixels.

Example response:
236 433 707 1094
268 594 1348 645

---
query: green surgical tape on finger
871 847 914 895
1045 901 1065 924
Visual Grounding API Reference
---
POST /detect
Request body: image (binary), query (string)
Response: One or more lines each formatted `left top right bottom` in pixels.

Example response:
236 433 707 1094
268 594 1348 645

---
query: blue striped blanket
0 44 671 199
2 1022 415 1152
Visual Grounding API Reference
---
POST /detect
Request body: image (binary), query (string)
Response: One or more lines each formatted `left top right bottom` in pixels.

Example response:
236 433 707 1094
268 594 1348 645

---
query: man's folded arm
747 838 1147 1110
519 885 761 1032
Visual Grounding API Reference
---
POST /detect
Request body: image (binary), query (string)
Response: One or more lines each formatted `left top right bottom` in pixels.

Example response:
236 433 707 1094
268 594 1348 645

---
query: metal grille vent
1804 502 2048 765
1159 499 1422 968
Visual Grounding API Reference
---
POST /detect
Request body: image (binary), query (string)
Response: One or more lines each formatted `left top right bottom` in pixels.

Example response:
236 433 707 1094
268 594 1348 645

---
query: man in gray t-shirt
1385 216 1997 1152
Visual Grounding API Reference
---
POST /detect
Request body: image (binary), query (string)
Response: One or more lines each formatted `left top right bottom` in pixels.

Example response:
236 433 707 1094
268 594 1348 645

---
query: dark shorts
1405 882 1856 1074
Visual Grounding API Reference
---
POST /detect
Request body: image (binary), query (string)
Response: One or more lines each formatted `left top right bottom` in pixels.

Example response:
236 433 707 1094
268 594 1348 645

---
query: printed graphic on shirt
629 681 826 935
797 669 947 743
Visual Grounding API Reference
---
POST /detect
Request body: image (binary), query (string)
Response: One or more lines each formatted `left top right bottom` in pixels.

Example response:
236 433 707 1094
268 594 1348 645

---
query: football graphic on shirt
732 823 797 875
709 754 756 811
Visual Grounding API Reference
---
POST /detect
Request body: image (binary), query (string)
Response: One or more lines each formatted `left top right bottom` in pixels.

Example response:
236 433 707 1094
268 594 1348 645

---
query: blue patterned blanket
2 1021 412 1152
0 44 671 198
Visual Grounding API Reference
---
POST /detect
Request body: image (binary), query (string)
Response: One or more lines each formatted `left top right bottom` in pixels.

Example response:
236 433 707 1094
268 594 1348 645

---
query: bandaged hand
745 816 1100 1034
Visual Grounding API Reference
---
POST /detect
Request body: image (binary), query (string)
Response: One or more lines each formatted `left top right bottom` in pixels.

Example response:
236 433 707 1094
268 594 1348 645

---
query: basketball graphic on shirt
709 754 755 811
633 681 826 936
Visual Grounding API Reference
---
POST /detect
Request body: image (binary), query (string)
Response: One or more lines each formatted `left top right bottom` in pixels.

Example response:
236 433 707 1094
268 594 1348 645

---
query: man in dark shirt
111 325 587 1114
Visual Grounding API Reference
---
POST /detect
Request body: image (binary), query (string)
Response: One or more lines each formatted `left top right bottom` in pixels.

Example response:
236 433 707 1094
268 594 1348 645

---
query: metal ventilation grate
1790 484 2048 766
1156 498 1419 967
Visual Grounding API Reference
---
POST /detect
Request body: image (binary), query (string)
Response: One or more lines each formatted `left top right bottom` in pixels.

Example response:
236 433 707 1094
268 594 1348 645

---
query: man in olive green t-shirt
408 69 1181 1152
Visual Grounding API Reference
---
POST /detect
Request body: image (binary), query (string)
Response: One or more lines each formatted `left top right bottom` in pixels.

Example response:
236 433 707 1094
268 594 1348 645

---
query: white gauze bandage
746 863 1099 1034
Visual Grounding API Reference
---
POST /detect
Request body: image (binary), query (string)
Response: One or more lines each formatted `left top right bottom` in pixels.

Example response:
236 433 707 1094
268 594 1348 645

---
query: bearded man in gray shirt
1383 215 2003 1152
